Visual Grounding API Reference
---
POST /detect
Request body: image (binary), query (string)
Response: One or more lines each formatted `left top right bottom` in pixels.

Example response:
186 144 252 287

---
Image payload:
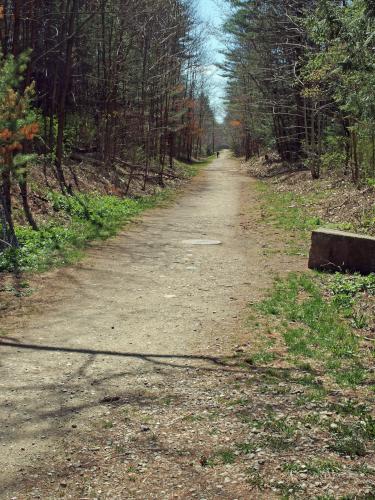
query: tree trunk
19 176 38 231
55 0 79 193
0 163 19 248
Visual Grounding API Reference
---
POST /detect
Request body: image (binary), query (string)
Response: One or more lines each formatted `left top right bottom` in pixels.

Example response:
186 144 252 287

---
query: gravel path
0 152 302 498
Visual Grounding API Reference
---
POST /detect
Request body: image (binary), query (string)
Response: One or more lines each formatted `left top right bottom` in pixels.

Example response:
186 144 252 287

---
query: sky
197 0 228 122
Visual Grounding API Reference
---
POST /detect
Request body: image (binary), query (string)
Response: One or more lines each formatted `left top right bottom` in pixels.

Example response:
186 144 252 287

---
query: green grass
0 157 214 273
295 387 327 406
246 351 276 365
329 399 370 417
0 192 167 272
174 155 216 178
182 414 205 422
256 182 323 233
351 464 375 475
203 448 236 467
263 435 294 451
330 437 367 458
328 272 375 311
325 415 375 457
265 415 297 438
243 180 375 500
339 493 375 500
102 420 114 429
257 273 365 387
283 458 342 475
256 182 323 256
241 414 298 451
0 281 33 297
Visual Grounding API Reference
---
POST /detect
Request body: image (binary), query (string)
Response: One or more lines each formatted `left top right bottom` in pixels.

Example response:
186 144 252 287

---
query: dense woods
2 0 375 259
223 0 375 183
0 0 219 251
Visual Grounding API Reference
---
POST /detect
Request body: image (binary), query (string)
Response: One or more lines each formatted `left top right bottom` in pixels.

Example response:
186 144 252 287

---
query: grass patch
252 181 372 390
263 367 291 381
226 397 250 407
300 413 321 426
256 182 323 233
263 435 294 451
256 182 323 255
102 420 114 429
329 417 375 457
203 448 236 467
329 399 370 417
247 351 277 365
174 155 216 178
274 481 302 497
295 387 327 406
182 414 204 423
257 272 365 387
265 415 297 438
283 458 342 475
328 272 375 324
0 281 33 297
351 464 375 475
330 431 367 457
238 178 375 496
256 414 298 451
339 493 375 500
246 467 265 489
297 373 321 386
238 414 263 427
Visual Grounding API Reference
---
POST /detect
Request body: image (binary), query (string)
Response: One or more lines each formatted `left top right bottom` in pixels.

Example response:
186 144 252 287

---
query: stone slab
308 228 375 274
182 239 222 245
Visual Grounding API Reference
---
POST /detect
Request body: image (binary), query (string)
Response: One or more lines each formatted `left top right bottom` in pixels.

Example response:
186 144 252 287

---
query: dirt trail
0 153 300 498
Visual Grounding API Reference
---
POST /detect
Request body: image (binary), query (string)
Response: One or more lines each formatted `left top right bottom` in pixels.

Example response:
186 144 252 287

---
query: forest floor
1 152 374 499
245 156 375 237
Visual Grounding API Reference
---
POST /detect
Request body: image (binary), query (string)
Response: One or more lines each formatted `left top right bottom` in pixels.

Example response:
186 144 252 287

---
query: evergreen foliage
223 0 375 183
0 50 39 248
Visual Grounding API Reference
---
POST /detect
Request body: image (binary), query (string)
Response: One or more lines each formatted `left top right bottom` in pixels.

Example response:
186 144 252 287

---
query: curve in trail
0 152 296 496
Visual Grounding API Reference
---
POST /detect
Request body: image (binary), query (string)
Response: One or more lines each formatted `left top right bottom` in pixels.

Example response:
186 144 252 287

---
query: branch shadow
0 337 328 497
0 339 226 368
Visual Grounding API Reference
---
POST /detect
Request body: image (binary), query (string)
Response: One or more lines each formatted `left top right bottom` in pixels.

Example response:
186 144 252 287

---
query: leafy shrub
329 272 375 309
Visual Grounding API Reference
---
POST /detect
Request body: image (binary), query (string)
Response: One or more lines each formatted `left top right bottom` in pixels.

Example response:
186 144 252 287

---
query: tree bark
19 176 39 231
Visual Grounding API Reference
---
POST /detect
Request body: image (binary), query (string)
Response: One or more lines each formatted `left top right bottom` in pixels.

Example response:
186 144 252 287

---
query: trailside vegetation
223 0 375 183
0 156 214 272
0 0 219 260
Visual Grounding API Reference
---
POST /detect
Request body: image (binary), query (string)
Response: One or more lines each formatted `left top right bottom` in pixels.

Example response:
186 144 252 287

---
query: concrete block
308 228 375 274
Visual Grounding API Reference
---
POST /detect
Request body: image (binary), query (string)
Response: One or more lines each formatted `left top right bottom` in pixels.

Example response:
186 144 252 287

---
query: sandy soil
0 152 304 498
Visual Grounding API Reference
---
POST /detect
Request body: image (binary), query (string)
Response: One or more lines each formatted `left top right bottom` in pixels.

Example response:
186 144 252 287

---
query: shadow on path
0 339 225 369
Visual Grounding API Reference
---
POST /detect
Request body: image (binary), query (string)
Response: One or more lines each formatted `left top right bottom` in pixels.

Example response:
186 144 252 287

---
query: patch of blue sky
197 0 228 122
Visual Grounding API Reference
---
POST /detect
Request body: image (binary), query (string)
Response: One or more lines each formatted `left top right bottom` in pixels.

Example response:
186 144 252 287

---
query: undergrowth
0 193 165 272
255 181 361 255
256 182 322 256
256 182 323 234
0 157 214 273
175 155 215 177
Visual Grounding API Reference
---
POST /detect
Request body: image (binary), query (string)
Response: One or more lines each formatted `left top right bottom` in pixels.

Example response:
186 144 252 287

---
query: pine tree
0 50 39 249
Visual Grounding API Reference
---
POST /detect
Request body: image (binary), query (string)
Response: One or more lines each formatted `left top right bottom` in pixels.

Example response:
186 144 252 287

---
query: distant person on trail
217 151 220 158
